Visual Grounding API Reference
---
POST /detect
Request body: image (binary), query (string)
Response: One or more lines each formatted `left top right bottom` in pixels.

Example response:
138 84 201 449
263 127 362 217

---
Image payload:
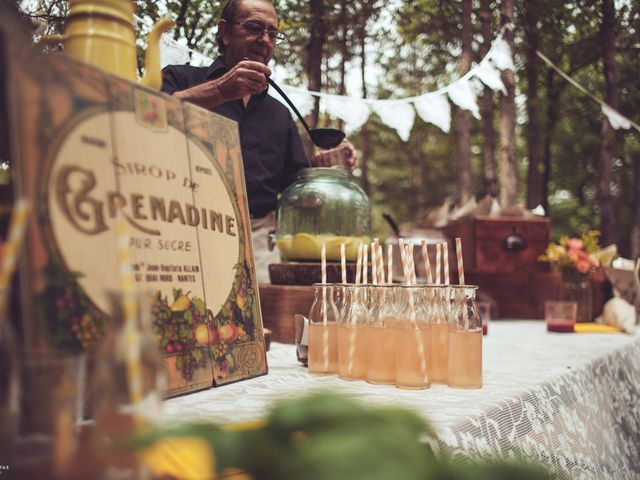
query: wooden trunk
259 284 314 344
441 215 550 274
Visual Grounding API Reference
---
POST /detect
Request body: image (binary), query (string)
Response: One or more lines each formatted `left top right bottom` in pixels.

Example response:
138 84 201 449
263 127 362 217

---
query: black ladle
267 77 346 149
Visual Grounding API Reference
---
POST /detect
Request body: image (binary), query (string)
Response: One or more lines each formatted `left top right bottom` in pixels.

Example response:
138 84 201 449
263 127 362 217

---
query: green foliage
134 392 556 480
17 0 640 255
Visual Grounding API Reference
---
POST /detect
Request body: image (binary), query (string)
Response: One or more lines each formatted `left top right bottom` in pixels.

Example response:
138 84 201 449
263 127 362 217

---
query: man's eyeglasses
232 21 286 44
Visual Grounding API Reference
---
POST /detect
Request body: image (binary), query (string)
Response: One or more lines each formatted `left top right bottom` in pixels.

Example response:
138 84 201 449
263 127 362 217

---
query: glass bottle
395 286 430 389
366 285 397 385
338 285 368 380
93 292 166 470
307 284 339 375
448 285 482 389
429 285 450 384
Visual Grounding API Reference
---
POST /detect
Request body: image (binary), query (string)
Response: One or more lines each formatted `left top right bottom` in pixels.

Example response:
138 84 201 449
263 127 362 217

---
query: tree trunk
455 0 473 206
597 0 619 247
479 0 497 198
632 151 640 259
337 0 348 131
524 1 542 210
541 68 561 216
358 4 370 196
306 0 326 129
498 0 518 208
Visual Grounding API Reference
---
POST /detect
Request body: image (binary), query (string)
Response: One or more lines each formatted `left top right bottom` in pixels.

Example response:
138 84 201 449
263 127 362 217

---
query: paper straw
0 199 30 292
411 302 428 385
374 238 384 284
371 242 377 285
455 237 465 285
320 242 329 370
421 240 433 284
443 242 450 285
435 243 442 285
321 242 327 286
362 244 368 284
400 240 411 285
409 243 417 285
405 275 427 384
115 212 143 425
340 243 347 284
347 286 356 375
387 244 393 284
355 242 363 285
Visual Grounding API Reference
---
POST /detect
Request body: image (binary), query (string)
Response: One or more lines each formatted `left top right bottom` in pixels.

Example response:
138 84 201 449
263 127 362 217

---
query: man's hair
215 0 274 55
216 0 244 55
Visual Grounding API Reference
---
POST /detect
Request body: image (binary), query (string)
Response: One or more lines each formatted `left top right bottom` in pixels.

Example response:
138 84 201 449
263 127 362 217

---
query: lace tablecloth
164 321 640 479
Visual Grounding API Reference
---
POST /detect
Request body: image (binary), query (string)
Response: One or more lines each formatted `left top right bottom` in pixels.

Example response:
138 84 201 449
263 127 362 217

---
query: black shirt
161 58 309 218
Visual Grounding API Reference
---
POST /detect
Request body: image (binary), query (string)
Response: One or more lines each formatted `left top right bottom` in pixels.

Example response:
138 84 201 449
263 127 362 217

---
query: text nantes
56 165 237 237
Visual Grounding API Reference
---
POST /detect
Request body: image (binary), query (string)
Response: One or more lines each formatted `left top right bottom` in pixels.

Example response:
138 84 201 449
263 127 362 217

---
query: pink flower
566 238 583 251
575 258 592 273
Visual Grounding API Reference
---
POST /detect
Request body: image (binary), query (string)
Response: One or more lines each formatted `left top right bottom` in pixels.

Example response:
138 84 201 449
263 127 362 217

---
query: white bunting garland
158 21 639 140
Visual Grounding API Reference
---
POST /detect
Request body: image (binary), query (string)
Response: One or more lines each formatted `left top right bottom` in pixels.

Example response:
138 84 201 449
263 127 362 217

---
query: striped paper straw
374 238 384 284
321 242 327 286
455 237 465 285
443 242 450 285
400 240 411 285
362 244 368 284
435 243 442 285
320 242 328 370
387 244 393 284
421 240 433 284
370 242 377 285
340 243 347 284
355 243 363 285
409 243 417 285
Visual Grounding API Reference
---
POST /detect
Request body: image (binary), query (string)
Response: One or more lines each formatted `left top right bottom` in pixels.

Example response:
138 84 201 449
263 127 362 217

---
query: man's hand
173 60 271 109
217 60 271 100
313 141 357 171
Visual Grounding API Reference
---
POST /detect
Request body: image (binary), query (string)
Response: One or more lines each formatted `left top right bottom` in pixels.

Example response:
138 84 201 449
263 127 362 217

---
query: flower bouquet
539 231 615 322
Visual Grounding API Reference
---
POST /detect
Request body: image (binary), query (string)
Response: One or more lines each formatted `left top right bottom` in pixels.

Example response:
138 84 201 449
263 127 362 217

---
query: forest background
20 0 640 258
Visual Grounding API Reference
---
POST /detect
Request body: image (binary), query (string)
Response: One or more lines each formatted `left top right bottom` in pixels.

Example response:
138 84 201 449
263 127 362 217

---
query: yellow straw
115 213 144 426
0 199 30 292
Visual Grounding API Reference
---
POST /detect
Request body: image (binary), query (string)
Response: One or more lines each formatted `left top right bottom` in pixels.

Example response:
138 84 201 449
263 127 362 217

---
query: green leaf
192 297 206 315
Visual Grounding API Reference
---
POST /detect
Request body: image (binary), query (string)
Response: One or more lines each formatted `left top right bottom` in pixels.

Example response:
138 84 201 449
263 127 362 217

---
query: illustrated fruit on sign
194 324 210 346
236 286 247 311
218 323 239 343
170 292 191 312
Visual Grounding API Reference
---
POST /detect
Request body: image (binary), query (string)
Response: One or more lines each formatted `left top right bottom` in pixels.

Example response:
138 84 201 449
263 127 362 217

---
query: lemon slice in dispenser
276 235 294 260
291 233 320 260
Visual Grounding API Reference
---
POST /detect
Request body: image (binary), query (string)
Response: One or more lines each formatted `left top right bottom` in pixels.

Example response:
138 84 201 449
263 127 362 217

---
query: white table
164 321 640 480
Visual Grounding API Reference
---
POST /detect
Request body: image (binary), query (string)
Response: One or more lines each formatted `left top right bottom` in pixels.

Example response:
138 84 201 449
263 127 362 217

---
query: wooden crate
259 284 314 344
441 216 550 274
